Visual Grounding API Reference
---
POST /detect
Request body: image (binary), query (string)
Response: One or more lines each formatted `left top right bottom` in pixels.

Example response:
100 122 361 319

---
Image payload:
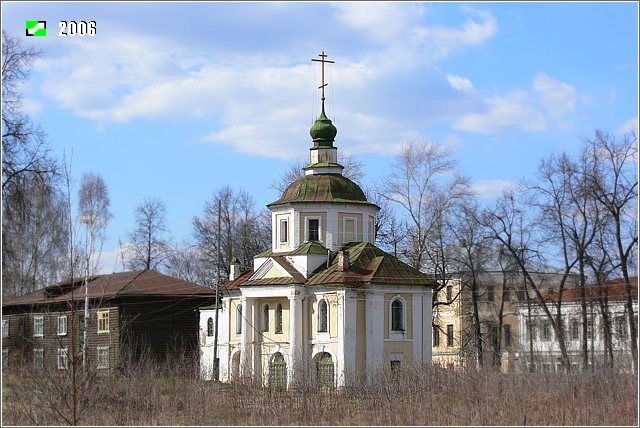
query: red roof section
2 270 215 307
544 276 638 303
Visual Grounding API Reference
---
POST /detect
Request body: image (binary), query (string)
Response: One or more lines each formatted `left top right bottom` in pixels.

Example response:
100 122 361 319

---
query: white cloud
533 73 579 117
616 117 638 135
417 9 498 60
454 90 547 134
334 2 426 44
21 98 43 115
471 180 518 199
453 74 586 134
446 74 474 92
32 6 500 159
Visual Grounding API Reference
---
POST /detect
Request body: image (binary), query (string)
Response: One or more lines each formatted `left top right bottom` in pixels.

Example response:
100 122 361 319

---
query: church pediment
249 256 307 284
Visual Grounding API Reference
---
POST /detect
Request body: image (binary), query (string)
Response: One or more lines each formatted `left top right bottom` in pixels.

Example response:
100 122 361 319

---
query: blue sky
2 1 638 272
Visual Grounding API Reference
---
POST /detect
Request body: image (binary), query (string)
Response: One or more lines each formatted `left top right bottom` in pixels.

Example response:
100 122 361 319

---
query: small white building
514 277 638 372
200 89 435 387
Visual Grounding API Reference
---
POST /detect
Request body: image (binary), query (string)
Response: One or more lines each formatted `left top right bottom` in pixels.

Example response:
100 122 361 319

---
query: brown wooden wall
118 297 202 365
1 306 119 374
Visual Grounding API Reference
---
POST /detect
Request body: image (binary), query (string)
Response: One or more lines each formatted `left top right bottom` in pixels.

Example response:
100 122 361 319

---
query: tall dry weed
2 361 637 425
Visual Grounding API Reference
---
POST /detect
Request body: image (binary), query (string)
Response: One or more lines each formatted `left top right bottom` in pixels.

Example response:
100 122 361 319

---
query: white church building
199 53 435 388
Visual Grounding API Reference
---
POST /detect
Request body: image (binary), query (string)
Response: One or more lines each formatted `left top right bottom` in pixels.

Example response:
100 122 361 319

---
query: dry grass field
2 362 637 426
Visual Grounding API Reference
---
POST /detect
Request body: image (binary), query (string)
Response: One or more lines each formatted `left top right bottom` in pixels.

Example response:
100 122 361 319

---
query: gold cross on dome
311 50 335 110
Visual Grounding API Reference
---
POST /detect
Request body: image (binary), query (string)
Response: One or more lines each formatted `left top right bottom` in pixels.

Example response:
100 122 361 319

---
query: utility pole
213 198 221 381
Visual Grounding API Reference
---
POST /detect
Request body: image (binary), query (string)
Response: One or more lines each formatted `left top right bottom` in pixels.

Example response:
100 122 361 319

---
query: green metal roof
223 242 435 290
290 241 329 255
306 242 435 287
309 109 337 148
255 248 273 258
268 174 377 207
303 162 343 170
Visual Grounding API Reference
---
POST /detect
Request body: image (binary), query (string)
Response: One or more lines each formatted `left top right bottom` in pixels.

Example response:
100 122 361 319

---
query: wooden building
1 270 215 373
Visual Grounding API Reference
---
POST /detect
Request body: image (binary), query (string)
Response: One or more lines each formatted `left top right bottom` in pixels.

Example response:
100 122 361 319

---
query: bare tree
165 242 209 285
2 31 64 297
125 197 170 271
77 172 112 367
581 129 638 371
2 176 68 297
448 200 493 368
192 186 270 286
381 140 470 272
481 190 573 369
526 152 602 368
270 153 365 195
1 31 57 194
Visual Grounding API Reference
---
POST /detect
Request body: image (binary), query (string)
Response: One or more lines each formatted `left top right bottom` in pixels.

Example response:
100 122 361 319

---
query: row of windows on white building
525 315 631 342
277 217 375 245
204 297 409 338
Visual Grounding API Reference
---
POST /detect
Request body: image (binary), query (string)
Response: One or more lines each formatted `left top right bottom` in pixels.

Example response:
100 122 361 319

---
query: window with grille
527 321 537 341
317 353 334 388
207 317 214 337
343 218 356 243
2 319 9 338
58 315 67 336
447 324 454 347
616 316 628 339
275 304 283 334
58 348 68 370
263 304 270 333
433 325 440 347
489 324 498 349
391 299 404 332
307 218 320 242
586 318 593 340
318 299 328 333
236 304 243 335
446 285 453 303
2 349 8 369
33 348 44 369
571 320 580 340
33 315 44 337
97 347 109 369
279 219 288 243
269 353 287 388
503 324 512 347
542 322 551 341
97 310 109 333
487 286 495 302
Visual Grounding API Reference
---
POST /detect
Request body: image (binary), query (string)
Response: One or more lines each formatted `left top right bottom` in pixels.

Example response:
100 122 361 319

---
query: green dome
268 174 374 207
309 110 337 148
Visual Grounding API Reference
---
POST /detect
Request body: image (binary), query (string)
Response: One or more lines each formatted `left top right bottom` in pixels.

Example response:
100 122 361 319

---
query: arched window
269 352 287 388
275 303 283 334
318 299 328 333
236 304 243 335
391 298 404 332
262 304 270 332
317 352 334 388
207 317 214 337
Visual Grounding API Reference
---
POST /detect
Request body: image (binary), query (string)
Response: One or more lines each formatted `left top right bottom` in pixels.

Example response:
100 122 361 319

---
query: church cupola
266 51 380 255
310 108 337 148
305 51 342 176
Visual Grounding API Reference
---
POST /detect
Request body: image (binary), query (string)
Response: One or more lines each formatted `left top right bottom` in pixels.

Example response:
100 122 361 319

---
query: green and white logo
26 20 46 37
